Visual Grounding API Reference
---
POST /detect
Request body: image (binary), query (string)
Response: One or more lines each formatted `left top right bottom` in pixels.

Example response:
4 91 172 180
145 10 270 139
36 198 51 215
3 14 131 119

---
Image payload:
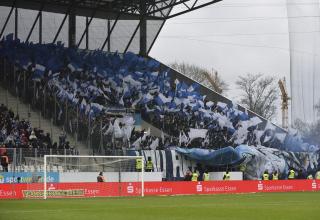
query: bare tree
236 73 278 119
170 61 228 94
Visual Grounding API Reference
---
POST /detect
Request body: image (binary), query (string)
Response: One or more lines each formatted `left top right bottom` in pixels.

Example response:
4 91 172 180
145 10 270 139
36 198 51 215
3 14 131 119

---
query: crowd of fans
0 34 316 154
0 103 74 151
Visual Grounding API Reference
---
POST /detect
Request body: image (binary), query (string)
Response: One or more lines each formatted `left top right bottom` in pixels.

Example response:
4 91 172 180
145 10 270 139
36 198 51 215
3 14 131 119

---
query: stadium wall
0 172 163 183
0 180 319 199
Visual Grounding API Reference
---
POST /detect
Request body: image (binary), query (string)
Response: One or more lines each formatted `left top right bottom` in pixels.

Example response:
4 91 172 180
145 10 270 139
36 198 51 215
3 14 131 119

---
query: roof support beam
0 0 16 39
26 3 45 42
0 0 164 20
14 7 18 40
69 6 76 47
52 12 68 44
101 14 120 51
77 0 103 48
166 0 223 19
39 11 42 43
124 21 141 54
140 0 147 56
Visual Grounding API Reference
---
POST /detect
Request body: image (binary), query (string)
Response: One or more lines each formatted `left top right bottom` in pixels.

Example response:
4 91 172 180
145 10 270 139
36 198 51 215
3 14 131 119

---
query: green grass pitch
1 192 319 220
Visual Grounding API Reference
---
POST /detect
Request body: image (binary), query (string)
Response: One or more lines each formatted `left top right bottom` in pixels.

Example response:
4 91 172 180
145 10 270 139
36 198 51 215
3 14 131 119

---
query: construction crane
278 77 290 130
203 69 223 94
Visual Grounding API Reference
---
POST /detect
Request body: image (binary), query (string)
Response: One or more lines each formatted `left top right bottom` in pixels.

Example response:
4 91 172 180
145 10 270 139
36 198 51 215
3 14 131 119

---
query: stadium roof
0 0 223 20
0 0 222 54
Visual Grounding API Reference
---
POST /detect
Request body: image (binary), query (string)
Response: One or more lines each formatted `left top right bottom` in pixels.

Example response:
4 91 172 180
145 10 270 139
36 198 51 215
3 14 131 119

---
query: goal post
43 155 144 199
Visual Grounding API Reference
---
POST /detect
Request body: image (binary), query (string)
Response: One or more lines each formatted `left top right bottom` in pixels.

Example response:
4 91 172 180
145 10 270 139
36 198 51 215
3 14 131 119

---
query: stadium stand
0 34 319 180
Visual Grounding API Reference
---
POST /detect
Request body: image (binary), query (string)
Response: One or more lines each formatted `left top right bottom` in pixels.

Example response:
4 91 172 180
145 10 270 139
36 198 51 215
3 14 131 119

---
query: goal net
39 155 144 199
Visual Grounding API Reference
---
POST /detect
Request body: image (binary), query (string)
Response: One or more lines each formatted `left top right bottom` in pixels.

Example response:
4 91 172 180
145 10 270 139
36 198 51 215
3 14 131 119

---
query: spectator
29 131 37 141
97 172 105 182
288 168 295 180
316 170 320 180
191 169 199 181
307 174 313 179
272 171 279 180
184 170 192 181
223 170 230 180
1 152 9 172
262 170 269 181
203 170 210 181
146 157 154 172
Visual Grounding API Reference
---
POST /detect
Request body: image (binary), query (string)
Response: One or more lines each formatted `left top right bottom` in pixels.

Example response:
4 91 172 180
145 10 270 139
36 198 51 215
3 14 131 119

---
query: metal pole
39 11 42 44
26 7 44 43
64 100 68 131
13 65 16 94
68 7 76 47
44 155 47 199
13 148 16 173
16 94 19 117
139 1 147 56
3 59 6 88
43 86 46 118
101 14 120 51
14 7 18 40
39 111 41 129
85 17 89 50
50 118 53 145
88 114 91 151
28 104 31 122
141 156 144 197
107 20 111 52
54 95 57 125
75 107 79 148
23 71 26 100
53 13 68 44
5 88 8 107
99 119 103 154
124 21 141 53
33 81 36 106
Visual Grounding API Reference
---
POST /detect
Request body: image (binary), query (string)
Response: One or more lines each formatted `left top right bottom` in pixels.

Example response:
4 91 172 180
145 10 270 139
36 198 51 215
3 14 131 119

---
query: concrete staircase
0 86 90 155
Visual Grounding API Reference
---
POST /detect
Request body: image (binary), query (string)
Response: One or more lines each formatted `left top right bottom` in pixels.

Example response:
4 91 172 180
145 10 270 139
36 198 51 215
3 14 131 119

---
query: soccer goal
42 155 144 199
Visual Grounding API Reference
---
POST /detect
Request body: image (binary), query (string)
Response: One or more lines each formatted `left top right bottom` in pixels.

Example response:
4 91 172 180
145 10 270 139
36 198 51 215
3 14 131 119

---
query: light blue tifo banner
0 172 59 183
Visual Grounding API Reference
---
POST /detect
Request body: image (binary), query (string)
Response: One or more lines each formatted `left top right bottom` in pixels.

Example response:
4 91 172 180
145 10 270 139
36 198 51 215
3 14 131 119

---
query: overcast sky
150 0 291 124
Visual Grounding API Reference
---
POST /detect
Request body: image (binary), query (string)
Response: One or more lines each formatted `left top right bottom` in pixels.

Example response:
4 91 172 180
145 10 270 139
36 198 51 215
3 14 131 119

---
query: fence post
43 86 46 118
39 111 41 129
5 88 8 107
23 71 26 100
75 106 79 149
50 118 53 143
13 148 17 173
28 104 31 122
64 100 68 132
54 94 57 125
32 81 36 106
99 118 103 154
16 94 19 117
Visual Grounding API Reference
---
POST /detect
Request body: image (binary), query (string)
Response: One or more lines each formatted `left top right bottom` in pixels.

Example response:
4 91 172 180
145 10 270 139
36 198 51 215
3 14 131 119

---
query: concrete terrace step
0 86 90 155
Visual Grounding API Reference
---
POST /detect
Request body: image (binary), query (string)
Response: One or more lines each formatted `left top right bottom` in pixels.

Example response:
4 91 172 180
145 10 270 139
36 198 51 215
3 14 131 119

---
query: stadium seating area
0 34 316 155
0 103 55 149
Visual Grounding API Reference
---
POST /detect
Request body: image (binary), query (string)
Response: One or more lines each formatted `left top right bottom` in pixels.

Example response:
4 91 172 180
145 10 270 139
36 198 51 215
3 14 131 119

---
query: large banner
1 180 319 199
0 172 59 183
